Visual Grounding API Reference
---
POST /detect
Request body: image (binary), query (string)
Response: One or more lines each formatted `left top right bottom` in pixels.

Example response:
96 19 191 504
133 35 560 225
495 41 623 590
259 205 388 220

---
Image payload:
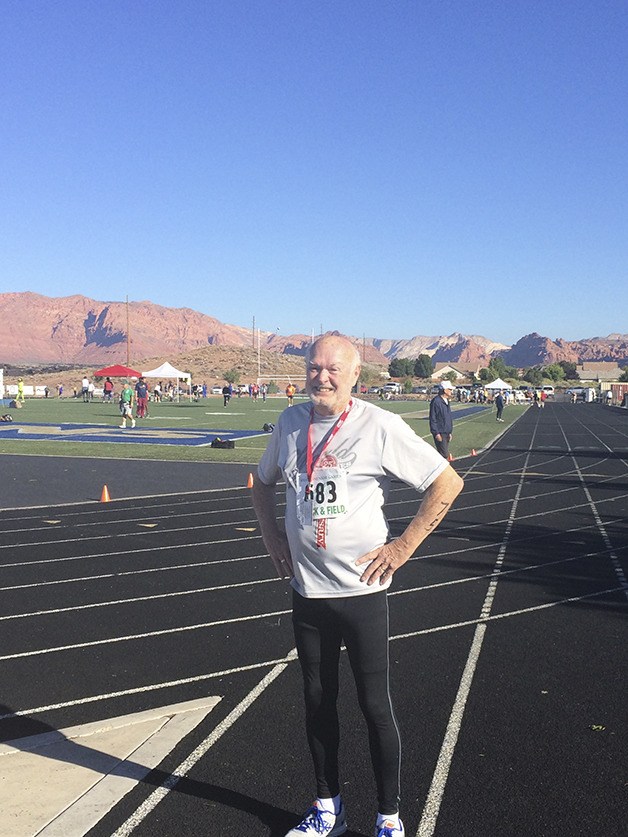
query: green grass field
0 395 527 463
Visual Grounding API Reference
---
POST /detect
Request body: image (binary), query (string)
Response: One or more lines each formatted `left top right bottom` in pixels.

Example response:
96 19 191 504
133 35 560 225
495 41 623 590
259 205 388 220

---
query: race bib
296 468 348 526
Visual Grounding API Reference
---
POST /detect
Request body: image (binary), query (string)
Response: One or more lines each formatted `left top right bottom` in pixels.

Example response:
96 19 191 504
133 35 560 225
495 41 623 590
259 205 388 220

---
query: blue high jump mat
0 422 265 447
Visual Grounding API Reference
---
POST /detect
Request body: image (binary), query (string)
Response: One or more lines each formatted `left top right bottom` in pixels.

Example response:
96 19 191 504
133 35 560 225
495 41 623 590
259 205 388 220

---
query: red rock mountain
1 292 626 368
501 333 628 367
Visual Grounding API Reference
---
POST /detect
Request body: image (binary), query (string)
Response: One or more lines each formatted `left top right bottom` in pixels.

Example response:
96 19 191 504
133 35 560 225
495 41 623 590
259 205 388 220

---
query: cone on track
100 485 111 503
471 449 477 456
448 453 455 462
247 473 254 488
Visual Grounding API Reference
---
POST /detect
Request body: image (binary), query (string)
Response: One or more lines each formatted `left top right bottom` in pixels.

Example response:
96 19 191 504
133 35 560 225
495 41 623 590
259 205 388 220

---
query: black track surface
0 402 626 837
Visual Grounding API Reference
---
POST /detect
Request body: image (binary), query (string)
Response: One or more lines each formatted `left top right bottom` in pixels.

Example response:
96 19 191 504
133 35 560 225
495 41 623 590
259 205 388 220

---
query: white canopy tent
141 361 191 401
484 377 512 391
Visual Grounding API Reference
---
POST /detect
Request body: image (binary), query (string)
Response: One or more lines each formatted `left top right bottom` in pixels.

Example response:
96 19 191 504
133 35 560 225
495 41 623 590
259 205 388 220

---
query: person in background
103 377 114 402
119 381 136 429
286 382 296 406
16 378 25 402
81 376 90 402
252 334 463 837
135 377 149 418
429 381 455 458
495 391 505 422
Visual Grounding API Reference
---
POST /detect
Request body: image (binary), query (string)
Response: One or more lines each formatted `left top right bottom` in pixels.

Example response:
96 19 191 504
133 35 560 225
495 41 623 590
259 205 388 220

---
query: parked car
382 383 402 394
210 385 223 395
541 385 555 397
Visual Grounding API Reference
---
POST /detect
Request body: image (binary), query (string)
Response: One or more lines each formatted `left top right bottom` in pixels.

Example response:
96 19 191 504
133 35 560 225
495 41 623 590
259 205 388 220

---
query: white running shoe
376 819 405 837
119 424 126 429
285 801 347 836
131 419 136 428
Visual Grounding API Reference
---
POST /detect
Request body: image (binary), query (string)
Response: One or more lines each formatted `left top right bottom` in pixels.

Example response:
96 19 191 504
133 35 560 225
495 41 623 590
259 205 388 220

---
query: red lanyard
306 400 352 481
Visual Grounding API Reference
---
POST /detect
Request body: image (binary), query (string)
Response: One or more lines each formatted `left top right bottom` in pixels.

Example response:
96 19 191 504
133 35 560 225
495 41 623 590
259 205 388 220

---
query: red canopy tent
94 364 142 378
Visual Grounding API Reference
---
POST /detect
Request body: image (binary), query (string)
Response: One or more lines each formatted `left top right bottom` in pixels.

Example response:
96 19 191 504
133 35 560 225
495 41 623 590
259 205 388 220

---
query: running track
0 402 626 836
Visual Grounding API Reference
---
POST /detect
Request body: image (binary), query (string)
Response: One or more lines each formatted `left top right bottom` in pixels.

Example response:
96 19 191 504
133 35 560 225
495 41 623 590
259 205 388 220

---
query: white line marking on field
0 576 280 621
416 409 539 837
4 583 623 725
110 654 297 836
0 699 220 837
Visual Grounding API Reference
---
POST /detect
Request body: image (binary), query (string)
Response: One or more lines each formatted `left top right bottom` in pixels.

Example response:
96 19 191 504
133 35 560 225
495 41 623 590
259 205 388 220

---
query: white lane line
4 584 622 724
110 654 297 837
0 655 297 720
559 425 628 602
393 584 625 642
0 483 255 513
0 609 291 660
415 624 486 837
0 577 280 621
415 408 538 837
0 516 263 551
0 552 270 592
6 545 627 660
0 533 260 569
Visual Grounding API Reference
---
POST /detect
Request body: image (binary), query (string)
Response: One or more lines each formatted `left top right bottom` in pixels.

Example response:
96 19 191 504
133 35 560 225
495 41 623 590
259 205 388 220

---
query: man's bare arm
251 478 293 579
356 465 464 585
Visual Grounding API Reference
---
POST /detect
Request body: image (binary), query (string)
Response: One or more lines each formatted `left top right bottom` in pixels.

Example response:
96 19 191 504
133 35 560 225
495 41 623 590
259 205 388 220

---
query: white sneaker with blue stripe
284 800 347 836
376 819 405 837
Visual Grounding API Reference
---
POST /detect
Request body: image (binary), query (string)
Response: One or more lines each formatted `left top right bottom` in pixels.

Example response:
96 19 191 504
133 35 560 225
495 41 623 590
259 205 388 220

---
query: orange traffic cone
100 485 111 502
471 449 477 456
247 473 254 488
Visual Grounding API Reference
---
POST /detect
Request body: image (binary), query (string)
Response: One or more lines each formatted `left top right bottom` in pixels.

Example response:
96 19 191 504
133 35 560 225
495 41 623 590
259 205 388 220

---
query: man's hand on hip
355 540 410 586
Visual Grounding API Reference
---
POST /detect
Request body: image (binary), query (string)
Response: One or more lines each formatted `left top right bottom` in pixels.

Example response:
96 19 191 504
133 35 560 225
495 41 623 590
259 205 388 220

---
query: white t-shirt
257 398 448 598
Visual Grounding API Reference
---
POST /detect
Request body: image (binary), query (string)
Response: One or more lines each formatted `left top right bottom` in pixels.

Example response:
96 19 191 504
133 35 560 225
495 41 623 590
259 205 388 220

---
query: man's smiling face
306 336 361 416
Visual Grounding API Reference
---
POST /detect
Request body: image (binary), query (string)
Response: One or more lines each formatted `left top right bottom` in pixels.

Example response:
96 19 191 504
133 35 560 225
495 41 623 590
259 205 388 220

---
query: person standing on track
252 334 463 837
429 380 455 458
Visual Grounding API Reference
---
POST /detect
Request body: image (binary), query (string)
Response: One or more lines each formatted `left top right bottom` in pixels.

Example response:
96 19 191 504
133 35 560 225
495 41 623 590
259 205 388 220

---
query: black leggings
292 590 401 815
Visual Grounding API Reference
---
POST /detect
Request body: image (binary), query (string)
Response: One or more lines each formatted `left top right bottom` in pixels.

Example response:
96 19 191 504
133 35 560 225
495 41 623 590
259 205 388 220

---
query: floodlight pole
126 295 130 366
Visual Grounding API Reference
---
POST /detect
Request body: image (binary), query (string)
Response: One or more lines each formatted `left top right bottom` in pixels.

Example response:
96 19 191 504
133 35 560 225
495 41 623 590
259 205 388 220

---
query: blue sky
1 0 626 346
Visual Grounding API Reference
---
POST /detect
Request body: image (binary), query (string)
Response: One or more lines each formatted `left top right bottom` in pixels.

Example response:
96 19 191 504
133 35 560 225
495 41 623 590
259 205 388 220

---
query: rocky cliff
1 292 626 369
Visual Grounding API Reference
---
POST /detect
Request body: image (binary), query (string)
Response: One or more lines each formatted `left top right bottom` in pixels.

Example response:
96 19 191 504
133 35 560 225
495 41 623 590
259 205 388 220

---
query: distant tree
487 356 518 380
479 367 491 382
267 380 279 393
619 368 628 383
444 371 458 385
544 363 565 382
388 357 414 377
414 354 434 378
403 378 414 393
523 366 543 386
559 360 578 379
359 364 378 387
223 368 240 385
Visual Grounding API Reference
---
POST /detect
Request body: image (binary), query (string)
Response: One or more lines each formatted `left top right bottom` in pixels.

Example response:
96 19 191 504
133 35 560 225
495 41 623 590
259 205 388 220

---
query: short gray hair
305 335 361 368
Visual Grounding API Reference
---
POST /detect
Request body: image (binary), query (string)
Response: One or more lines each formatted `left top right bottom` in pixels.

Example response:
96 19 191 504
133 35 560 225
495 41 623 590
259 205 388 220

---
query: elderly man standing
429 381 455 459
252 334 463 837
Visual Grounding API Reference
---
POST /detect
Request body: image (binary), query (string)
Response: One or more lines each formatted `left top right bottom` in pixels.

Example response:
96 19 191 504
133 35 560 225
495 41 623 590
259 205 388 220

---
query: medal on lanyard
302 401 352 547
